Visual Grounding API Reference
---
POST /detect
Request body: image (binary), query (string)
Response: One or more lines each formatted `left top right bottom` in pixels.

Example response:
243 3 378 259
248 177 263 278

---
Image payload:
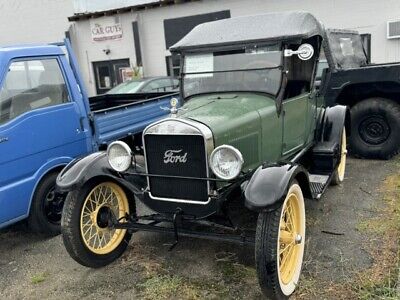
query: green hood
178 93 276 170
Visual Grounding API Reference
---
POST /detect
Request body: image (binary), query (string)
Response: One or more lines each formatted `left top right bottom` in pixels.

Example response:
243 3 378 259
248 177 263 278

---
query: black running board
308 174 331 199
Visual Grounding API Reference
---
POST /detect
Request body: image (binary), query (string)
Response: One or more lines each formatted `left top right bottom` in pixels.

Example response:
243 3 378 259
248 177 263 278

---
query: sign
185 54 213 78
91 18 123 42
120 67 134 82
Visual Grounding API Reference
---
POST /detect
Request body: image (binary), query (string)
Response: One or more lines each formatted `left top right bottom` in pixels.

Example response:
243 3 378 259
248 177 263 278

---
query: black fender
56 152 146 196
244 164 312 212
312 105 350 173
321 105 350 143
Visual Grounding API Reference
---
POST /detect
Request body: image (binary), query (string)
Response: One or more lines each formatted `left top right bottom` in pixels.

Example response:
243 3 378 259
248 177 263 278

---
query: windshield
107 80 144 94
182 45 282 98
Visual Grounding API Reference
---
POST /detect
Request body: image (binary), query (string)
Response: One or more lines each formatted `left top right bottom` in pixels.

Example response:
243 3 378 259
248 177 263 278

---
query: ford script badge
164 149 188 163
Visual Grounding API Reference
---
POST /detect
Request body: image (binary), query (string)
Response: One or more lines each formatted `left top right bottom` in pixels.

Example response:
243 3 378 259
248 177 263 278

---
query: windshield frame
179 43 284 101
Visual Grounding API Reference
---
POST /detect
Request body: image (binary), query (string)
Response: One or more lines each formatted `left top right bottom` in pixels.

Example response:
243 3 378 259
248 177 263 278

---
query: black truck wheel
331 128 347 186
28 172 64 236
61 181 132 268
255 181 306 300
350 98 400 159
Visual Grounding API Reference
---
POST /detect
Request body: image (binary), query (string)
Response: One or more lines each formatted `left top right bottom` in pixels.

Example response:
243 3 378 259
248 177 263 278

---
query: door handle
0 137 9 143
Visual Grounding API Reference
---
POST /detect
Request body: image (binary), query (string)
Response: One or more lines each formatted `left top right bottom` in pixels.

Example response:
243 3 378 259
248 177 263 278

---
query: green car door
282 93 310 157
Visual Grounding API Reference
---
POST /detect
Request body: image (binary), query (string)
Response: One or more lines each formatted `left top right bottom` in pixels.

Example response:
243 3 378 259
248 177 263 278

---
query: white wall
0 0 73 45
69 0 400 95
73 0 159 13
69 14 138 95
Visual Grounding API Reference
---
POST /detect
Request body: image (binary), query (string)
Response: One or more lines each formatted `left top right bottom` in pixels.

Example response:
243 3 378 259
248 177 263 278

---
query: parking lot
0 157 399 300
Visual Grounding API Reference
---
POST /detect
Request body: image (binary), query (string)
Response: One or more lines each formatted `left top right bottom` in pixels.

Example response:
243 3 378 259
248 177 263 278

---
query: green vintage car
58 12 348 299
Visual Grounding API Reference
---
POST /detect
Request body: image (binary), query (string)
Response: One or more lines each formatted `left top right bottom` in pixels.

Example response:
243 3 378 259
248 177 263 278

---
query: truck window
0 59 68 124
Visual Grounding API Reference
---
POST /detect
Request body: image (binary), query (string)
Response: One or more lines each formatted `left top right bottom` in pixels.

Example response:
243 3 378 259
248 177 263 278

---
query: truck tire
28 172 64 236
331 128 347 186
255 181 305 300
350 98 400 159
61 181 132 268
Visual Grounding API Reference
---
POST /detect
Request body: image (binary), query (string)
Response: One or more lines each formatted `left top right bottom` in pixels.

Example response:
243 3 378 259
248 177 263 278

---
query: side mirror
284 44 314 61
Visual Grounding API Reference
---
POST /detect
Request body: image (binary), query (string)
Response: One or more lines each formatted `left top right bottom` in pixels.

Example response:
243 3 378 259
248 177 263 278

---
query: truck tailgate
91 93 177 145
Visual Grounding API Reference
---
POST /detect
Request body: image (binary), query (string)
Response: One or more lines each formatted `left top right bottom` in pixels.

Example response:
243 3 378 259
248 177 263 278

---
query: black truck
318 29 400 159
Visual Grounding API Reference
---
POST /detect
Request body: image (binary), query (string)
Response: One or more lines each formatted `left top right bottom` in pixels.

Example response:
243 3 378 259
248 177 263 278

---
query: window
360 33 371 62
172 79 179 91
182 45 282 99
142 79 174 93
166 55 181 77
0 59 68 124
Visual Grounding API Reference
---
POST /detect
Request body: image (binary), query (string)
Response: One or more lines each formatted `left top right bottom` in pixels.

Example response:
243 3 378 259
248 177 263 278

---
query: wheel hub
96 206 112 228
359 116 390 145
43 187 64 224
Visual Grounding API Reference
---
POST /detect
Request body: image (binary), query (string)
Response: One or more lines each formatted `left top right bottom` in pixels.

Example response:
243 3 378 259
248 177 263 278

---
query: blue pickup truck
0 40 177 235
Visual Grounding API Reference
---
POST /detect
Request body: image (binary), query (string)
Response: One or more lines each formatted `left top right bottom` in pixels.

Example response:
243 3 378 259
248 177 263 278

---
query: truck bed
89 92 178 145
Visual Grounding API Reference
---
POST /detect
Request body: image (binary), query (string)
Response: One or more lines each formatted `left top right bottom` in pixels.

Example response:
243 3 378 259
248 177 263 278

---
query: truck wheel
61 181 132 268
28 172 64 236
255 181 305 300
350 98 400 159
331 128 347 186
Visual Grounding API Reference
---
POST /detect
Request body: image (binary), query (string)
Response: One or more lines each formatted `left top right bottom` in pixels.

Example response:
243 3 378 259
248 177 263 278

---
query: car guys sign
90 18 123 42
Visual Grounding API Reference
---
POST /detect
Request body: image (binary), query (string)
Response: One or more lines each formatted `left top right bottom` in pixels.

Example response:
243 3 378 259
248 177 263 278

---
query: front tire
255 182 306 300
61 181 132 268
350 98 400 159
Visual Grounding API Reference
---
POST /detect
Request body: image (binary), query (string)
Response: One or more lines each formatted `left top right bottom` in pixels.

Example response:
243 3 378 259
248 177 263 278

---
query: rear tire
61 181 132 268
350 98 400 159
28 172 64 236
255 181 306 300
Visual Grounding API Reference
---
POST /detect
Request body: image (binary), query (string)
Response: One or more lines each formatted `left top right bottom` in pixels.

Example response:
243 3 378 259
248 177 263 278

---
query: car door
0 57 89 225
282 92 310 156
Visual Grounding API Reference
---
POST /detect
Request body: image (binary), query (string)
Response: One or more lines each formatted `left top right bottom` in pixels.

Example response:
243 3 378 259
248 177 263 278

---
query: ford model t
58 12 348 299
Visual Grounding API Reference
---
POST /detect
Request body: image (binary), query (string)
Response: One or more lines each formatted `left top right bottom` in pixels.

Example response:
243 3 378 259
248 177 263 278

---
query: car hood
178 93 276 170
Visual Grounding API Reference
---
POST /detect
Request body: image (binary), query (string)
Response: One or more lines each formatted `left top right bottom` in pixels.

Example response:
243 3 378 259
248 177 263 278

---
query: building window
360 33 371 62
166 55 181 77
92 59 130 94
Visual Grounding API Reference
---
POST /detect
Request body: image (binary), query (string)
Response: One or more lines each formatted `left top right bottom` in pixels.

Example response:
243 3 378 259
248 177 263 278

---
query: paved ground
0 157 398 299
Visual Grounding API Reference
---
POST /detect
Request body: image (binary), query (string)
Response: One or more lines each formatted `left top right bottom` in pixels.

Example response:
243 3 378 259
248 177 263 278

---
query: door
282 93 309 156
93 59 130 94
0 58 89 225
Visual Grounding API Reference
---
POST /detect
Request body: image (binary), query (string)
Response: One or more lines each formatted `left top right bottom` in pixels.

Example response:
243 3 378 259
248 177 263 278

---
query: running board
308 174 330 199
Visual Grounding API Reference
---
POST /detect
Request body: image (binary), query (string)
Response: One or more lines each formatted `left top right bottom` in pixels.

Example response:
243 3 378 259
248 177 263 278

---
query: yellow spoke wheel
80 182 129 255
332 127 347 185
278 186 305 289
337 128 347 181
255 182 305 299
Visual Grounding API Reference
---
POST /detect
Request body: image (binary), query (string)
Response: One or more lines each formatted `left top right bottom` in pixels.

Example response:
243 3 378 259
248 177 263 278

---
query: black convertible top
170 11 324 52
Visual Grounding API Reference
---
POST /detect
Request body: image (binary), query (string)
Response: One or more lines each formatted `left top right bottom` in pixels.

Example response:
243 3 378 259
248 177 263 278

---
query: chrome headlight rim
106 141 132 172
209 145 244 180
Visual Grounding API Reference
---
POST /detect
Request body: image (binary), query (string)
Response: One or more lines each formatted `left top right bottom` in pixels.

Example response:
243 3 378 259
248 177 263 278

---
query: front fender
56 152 146 195
244 164 311 212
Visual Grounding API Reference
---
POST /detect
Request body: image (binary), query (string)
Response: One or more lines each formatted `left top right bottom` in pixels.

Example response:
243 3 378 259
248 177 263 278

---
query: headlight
209 145 244 180
107 141 132 172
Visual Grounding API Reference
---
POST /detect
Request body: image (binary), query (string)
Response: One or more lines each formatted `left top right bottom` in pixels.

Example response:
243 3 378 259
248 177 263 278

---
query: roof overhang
68 0 199 22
